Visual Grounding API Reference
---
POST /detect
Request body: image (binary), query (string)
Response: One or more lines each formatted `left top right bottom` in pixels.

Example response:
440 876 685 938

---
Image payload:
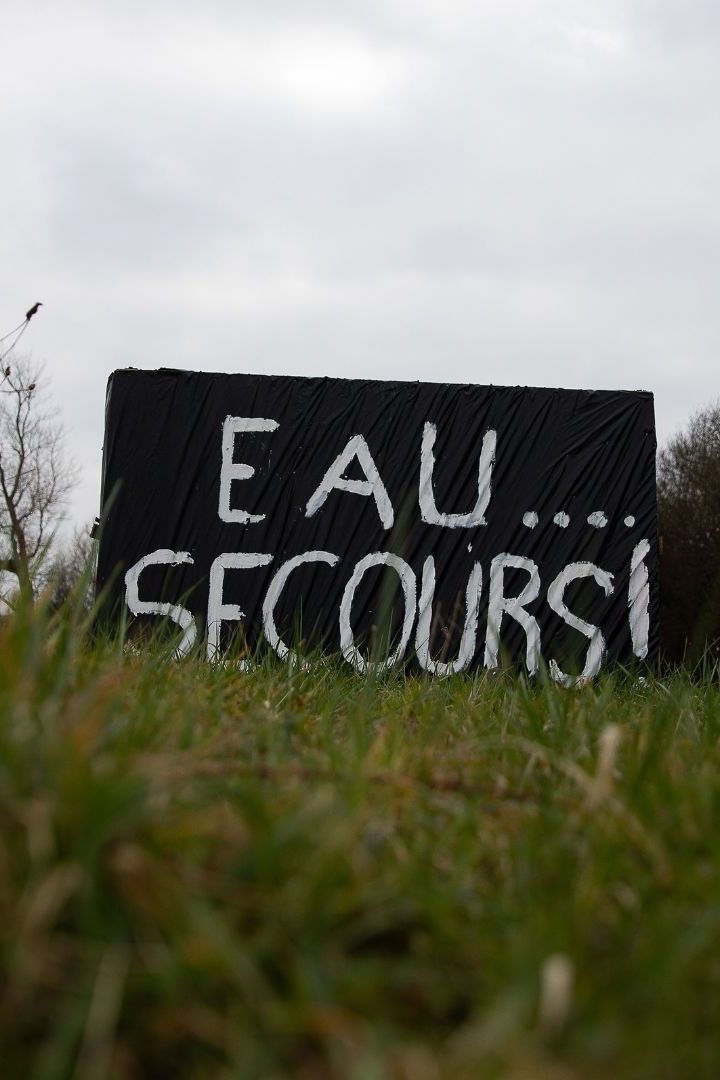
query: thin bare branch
0 354 78 602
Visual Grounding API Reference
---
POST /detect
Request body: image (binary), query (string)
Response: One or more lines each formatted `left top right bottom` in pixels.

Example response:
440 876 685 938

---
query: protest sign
97 369 657 680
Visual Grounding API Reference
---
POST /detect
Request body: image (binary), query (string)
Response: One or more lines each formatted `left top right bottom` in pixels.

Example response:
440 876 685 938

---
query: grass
2 598 720 1077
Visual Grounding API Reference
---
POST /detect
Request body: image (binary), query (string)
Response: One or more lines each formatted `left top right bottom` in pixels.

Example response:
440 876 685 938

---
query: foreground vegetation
1 600 720 1078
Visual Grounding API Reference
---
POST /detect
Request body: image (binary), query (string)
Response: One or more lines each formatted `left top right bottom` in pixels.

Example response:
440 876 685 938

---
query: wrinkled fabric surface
97 368 658 672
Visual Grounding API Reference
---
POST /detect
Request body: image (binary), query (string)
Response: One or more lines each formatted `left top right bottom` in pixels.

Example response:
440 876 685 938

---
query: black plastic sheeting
97 369 658 679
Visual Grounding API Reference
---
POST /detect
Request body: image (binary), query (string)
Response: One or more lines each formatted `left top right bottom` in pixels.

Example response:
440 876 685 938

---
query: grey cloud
1 1 719 530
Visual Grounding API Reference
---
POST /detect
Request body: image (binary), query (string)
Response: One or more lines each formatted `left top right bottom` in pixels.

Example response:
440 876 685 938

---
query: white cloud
196 25 415 115
556 21 628 58
0 1 719 528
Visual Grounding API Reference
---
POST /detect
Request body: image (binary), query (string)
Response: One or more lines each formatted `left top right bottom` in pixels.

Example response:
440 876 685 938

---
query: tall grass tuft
1 587 720 1077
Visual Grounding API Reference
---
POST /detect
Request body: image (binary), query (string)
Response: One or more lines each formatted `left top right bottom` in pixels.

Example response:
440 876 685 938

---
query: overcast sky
2 0 719 530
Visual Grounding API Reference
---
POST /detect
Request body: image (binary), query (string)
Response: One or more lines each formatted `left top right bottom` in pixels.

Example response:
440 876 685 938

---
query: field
1 599 720 1078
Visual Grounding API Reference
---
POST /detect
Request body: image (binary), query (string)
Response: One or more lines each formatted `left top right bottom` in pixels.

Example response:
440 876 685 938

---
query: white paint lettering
207 552 273 665
339 552 416 674
305 434 394 529
124 548 197 659
419 423 497 528
546 562 614 686
415 556 483 676
218 416 279 524
484 554 541 675
262 550 340 669
629 539 650 659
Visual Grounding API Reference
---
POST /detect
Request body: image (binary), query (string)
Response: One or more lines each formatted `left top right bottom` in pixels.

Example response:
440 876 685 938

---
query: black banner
97 369 658 681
